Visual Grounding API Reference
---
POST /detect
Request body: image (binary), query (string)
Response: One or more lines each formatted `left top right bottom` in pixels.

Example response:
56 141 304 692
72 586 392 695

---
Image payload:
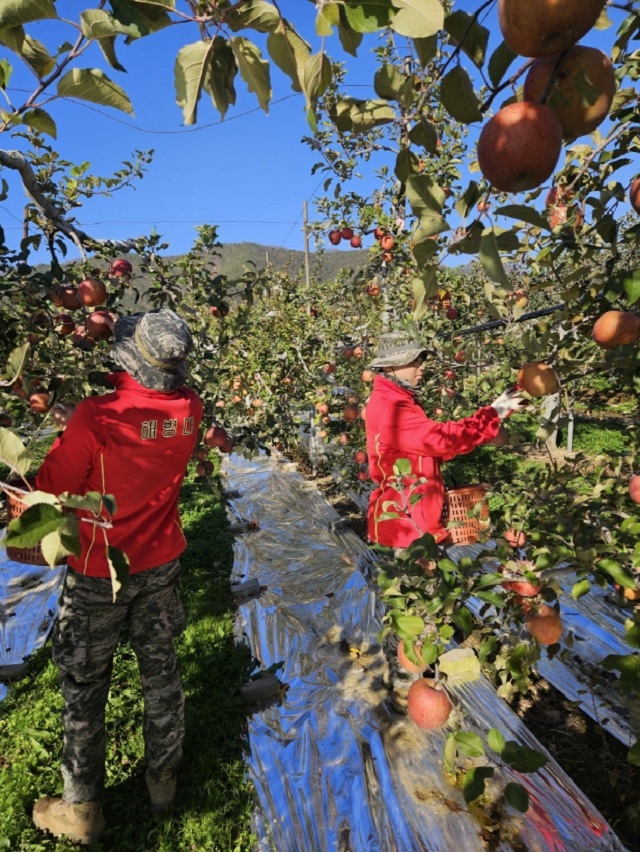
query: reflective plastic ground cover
0 530 65 702
224 453 627 852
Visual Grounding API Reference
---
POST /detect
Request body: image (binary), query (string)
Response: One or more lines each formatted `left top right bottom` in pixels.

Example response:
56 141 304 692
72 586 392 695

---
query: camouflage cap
369 330 428 369
112 308 192 391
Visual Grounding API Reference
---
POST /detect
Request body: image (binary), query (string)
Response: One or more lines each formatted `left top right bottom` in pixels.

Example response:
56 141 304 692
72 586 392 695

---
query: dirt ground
292 454 640 850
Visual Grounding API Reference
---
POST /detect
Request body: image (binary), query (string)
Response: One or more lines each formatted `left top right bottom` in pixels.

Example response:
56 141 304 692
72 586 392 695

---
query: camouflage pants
51 558 185 803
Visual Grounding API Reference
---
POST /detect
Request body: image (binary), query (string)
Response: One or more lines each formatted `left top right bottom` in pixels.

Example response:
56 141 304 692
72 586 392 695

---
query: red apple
592 311 640 350
477 102 563 193
29 392 50 414
78 277 107 308
630 178 640 215
110 258 133 277
407 679 452 729
204 425 230 448
72 326 97 350
86 310 115 341
629 475 640 504
341 227 354 240
524 46 615 139
55 286 81 311
328 230 342 245
53 313 75 336
498 0 607 58
350 234 362 248
353 450 367 464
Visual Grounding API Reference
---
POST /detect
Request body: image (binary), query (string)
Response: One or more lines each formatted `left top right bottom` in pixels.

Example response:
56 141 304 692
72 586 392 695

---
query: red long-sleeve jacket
36 372 203 578
365 374 500 548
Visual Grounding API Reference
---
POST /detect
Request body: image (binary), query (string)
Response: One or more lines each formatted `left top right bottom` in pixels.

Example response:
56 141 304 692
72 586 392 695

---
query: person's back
32 307 209 844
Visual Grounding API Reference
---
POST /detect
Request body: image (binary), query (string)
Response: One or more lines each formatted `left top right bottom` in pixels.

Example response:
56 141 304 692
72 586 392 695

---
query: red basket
442 484 490 545
3 479 64 567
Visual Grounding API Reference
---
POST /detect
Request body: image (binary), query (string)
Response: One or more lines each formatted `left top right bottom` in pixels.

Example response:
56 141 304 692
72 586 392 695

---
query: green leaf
597 558 636 589
343 1 392 33
463 766 494 802
620 269 640 305
337 21 363 56
504 782 529 812
0 427 30 476
63 491 103 514
600 654 640 690
444 11 488 68
107 0 150 37
406 173 446 214
627 740 640 767
443 732 457 772
391 0 444 38
440 65 481 124
0 0 55 28
454 731 485 758
408 116 439 154
474 590 506 608
95 35 126 72
101 494 117 516
411 263 438 318
488 40 517 87
22 107 56 138
501 742 548 773
412 35 437 67
487 727 506 755
203 37 237 118
393 458 412 476
394 147 420 182
175 40 214 125
480 229 509 286
392 613 424 639
374 63 406 101
331 97 395 134
497 203 550 230
5 502 63 548
0 24 25 54
57 68 134 115
301 50 331 112
20 34 54 77
571 578 591 600
227 0 280 33
80 8 138 40
316 2 340 36
2 341 30 385
267 21 310 94
107 546 130 602
450 606 474 637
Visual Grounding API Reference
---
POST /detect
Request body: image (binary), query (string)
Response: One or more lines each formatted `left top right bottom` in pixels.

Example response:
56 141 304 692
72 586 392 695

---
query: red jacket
365 374 500 548
36 372 203 578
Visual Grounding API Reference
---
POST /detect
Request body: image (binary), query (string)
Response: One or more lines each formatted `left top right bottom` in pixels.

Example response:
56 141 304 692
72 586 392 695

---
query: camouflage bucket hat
369 330 428 369
112 308 192 391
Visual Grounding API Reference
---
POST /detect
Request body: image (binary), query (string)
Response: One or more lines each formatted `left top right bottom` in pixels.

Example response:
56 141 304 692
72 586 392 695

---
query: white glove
490 386 526 420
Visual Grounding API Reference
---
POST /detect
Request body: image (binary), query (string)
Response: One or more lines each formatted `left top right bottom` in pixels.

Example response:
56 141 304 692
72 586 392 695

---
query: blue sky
0 1 630 262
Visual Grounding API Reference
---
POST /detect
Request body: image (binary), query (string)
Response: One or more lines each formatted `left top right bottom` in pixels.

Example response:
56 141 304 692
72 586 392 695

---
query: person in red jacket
32 308 210 844
366 330 524 550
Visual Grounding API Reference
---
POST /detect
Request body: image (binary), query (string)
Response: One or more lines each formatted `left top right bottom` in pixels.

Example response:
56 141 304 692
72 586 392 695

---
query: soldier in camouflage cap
32 308 205 844
112 308 192 391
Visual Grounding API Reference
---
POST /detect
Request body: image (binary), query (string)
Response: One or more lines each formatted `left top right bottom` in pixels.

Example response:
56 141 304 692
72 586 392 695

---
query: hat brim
369 346 428 369
112 315 188 391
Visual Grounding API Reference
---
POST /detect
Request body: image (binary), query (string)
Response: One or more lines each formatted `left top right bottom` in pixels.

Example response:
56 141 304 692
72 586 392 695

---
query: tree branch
0 149 139 256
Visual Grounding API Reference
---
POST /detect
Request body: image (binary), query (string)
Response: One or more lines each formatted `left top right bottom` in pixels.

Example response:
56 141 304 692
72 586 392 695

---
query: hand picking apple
490 386 528 420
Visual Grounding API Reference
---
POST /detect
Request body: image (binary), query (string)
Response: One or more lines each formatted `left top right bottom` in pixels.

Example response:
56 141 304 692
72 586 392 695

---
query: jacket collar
373 372 418 398
106 371 180 397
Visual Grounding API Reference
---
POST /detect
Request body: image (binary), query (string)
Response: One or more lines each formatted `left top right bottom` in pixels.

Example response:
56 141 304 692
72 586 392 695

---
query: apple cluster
477 0 613 194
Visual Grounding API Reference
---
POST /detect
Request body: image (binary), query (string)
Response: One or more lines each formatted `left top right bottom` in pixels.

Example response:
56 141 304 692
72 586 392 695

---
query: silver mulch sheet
224 453 626 852
0 531 65 701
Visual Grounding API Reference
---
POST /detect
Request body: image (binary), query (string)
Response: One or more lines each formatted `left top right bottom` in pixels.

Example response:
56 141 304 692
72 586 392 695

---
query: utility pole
303 200 311 291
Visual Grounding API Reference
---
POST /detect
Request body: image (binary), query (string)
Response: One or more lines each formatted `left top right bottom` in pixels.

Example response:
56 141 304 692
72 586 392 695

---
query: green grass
0 467 255 851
